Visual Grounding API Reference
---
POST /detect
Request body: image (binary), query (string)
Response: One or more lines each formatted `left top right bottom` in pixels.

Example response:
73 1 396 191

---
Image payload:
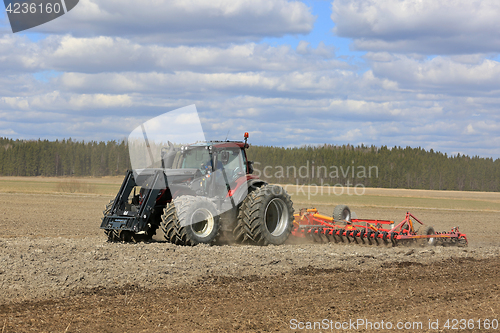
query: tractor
101 133 294 246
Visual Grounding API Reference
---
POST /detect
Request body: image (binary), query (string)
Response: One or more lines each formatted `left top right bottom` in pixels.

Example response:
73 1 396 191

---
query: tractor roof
188 141 247 149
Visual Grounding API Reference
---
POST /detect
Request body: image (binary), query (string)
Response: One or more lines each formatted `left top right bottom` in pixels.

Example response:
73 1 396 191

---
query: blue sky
0 0 499 158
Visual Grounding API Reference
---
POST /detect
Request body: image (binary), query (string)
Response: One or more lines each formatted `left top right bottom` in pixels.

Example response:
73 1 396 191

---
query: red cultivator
292 207 468 247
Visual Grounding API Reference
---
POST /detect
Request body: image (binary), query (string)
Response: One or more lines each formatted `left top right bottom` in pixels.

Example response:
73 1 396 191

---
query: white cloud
1 85 498 157
0 91 133 111
332 0 500 54
367 54 500 94
0 40 496 157
0 1 499 159
31 0 315 44
0 35 347 74
0 128 16 136
1 97 30 110
466 124 476 134
68 94 133 109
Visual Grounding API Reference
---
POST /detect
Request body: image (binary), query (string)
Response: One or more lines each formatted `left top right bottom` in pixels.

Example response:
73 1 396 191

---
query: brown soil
0 192 499 332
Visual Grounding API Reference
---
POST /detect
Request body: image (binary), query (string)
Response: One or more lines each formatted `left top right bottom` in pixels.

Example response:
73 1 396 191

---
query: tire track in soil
1 193 499 332
1 257 499 333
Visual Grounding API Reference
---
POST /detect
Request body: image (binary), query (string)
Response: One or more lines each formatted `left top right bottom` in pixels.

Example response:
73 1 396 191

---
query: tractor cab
158 140 251 198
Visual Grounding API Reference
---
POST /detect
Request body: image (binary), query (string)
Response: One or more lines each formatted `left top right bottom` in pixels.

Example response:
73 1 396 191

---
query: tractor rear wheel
234 184 294 245
161 196 220 246
333 204 351 222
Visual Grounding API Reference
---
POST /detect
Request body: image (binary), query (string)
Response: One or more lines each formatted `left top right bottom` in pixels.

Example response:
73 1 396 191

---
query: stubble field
0 177 499 332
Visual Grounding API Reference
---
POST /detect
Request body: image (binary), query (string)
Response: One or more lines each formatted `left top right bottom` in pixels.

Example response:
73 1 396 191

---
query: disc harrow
292 208 467 247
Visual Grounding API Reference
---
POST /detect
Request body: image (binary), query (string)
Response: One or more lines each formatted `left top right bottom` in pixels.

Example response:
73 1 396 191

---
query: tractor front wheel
161 196 220 246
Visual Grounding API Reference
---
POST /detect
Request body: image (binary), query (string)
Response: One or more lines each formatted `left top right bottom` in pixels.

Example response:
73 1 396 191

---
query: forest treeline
249 145 500 192
0 138 499 191
0 138 130 178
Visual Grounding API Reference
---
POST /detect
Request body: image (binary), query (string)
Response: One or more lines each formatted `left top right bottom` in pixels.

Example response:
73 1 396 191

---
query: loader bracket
100 170 166 233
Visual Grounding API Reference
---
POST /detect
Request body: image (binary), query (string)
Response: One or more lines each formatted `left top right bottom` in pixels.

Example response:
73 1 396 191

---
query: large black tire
333 204 351 222
160 196 220 246
417 225 436 246
234 184 294 245
161 202 178 243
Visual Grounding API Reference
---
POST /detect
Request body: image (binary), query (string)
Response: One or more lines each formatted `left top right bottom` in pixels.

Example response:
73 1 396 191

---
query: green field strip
0 179 121 196
291 193 499 212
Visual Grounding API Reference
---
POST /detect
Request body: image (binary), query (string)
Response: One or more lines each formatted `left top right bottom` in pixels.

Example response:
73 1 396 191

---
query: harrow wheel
333 204 351 222
457 238 468 247
161 196 220 246
418 225 436 246
234 184 294 245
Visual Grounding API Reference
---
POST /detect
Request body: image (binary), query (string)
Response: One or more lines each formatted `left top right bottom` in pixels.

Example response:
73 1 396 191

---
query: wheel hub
191 208 215 238
264 198 289 237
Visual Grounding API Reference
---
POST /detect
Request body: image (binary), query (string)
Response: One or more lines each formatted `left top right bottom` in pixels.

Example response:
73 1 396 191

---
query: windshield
179 146 246 176
182 147 211 169
216 148 244 173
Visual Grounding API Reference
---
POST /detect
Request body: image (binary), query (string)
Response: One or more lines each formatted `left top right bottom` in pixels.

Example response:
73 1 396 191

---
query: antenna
225 129 230 141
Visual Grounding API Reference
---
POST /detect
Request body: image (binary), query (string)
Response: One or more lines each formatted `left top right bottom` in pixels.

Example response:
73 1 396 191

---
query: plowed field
0 177 499 332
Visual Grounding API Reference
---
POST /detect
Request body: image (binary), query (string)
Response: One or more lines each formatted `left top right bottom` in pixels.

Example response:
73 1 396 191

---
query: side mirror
221 151 230 164
248 161 254 174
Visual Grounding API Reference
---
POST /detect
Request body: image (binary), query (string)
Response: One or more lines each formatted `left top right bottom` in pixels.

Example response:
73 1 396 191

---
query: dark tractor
100 133 294 246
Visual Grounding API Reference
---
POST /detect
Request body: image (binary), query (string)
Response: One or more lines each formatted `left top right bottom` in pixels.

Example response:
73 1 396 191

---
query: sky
0 0 499 158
